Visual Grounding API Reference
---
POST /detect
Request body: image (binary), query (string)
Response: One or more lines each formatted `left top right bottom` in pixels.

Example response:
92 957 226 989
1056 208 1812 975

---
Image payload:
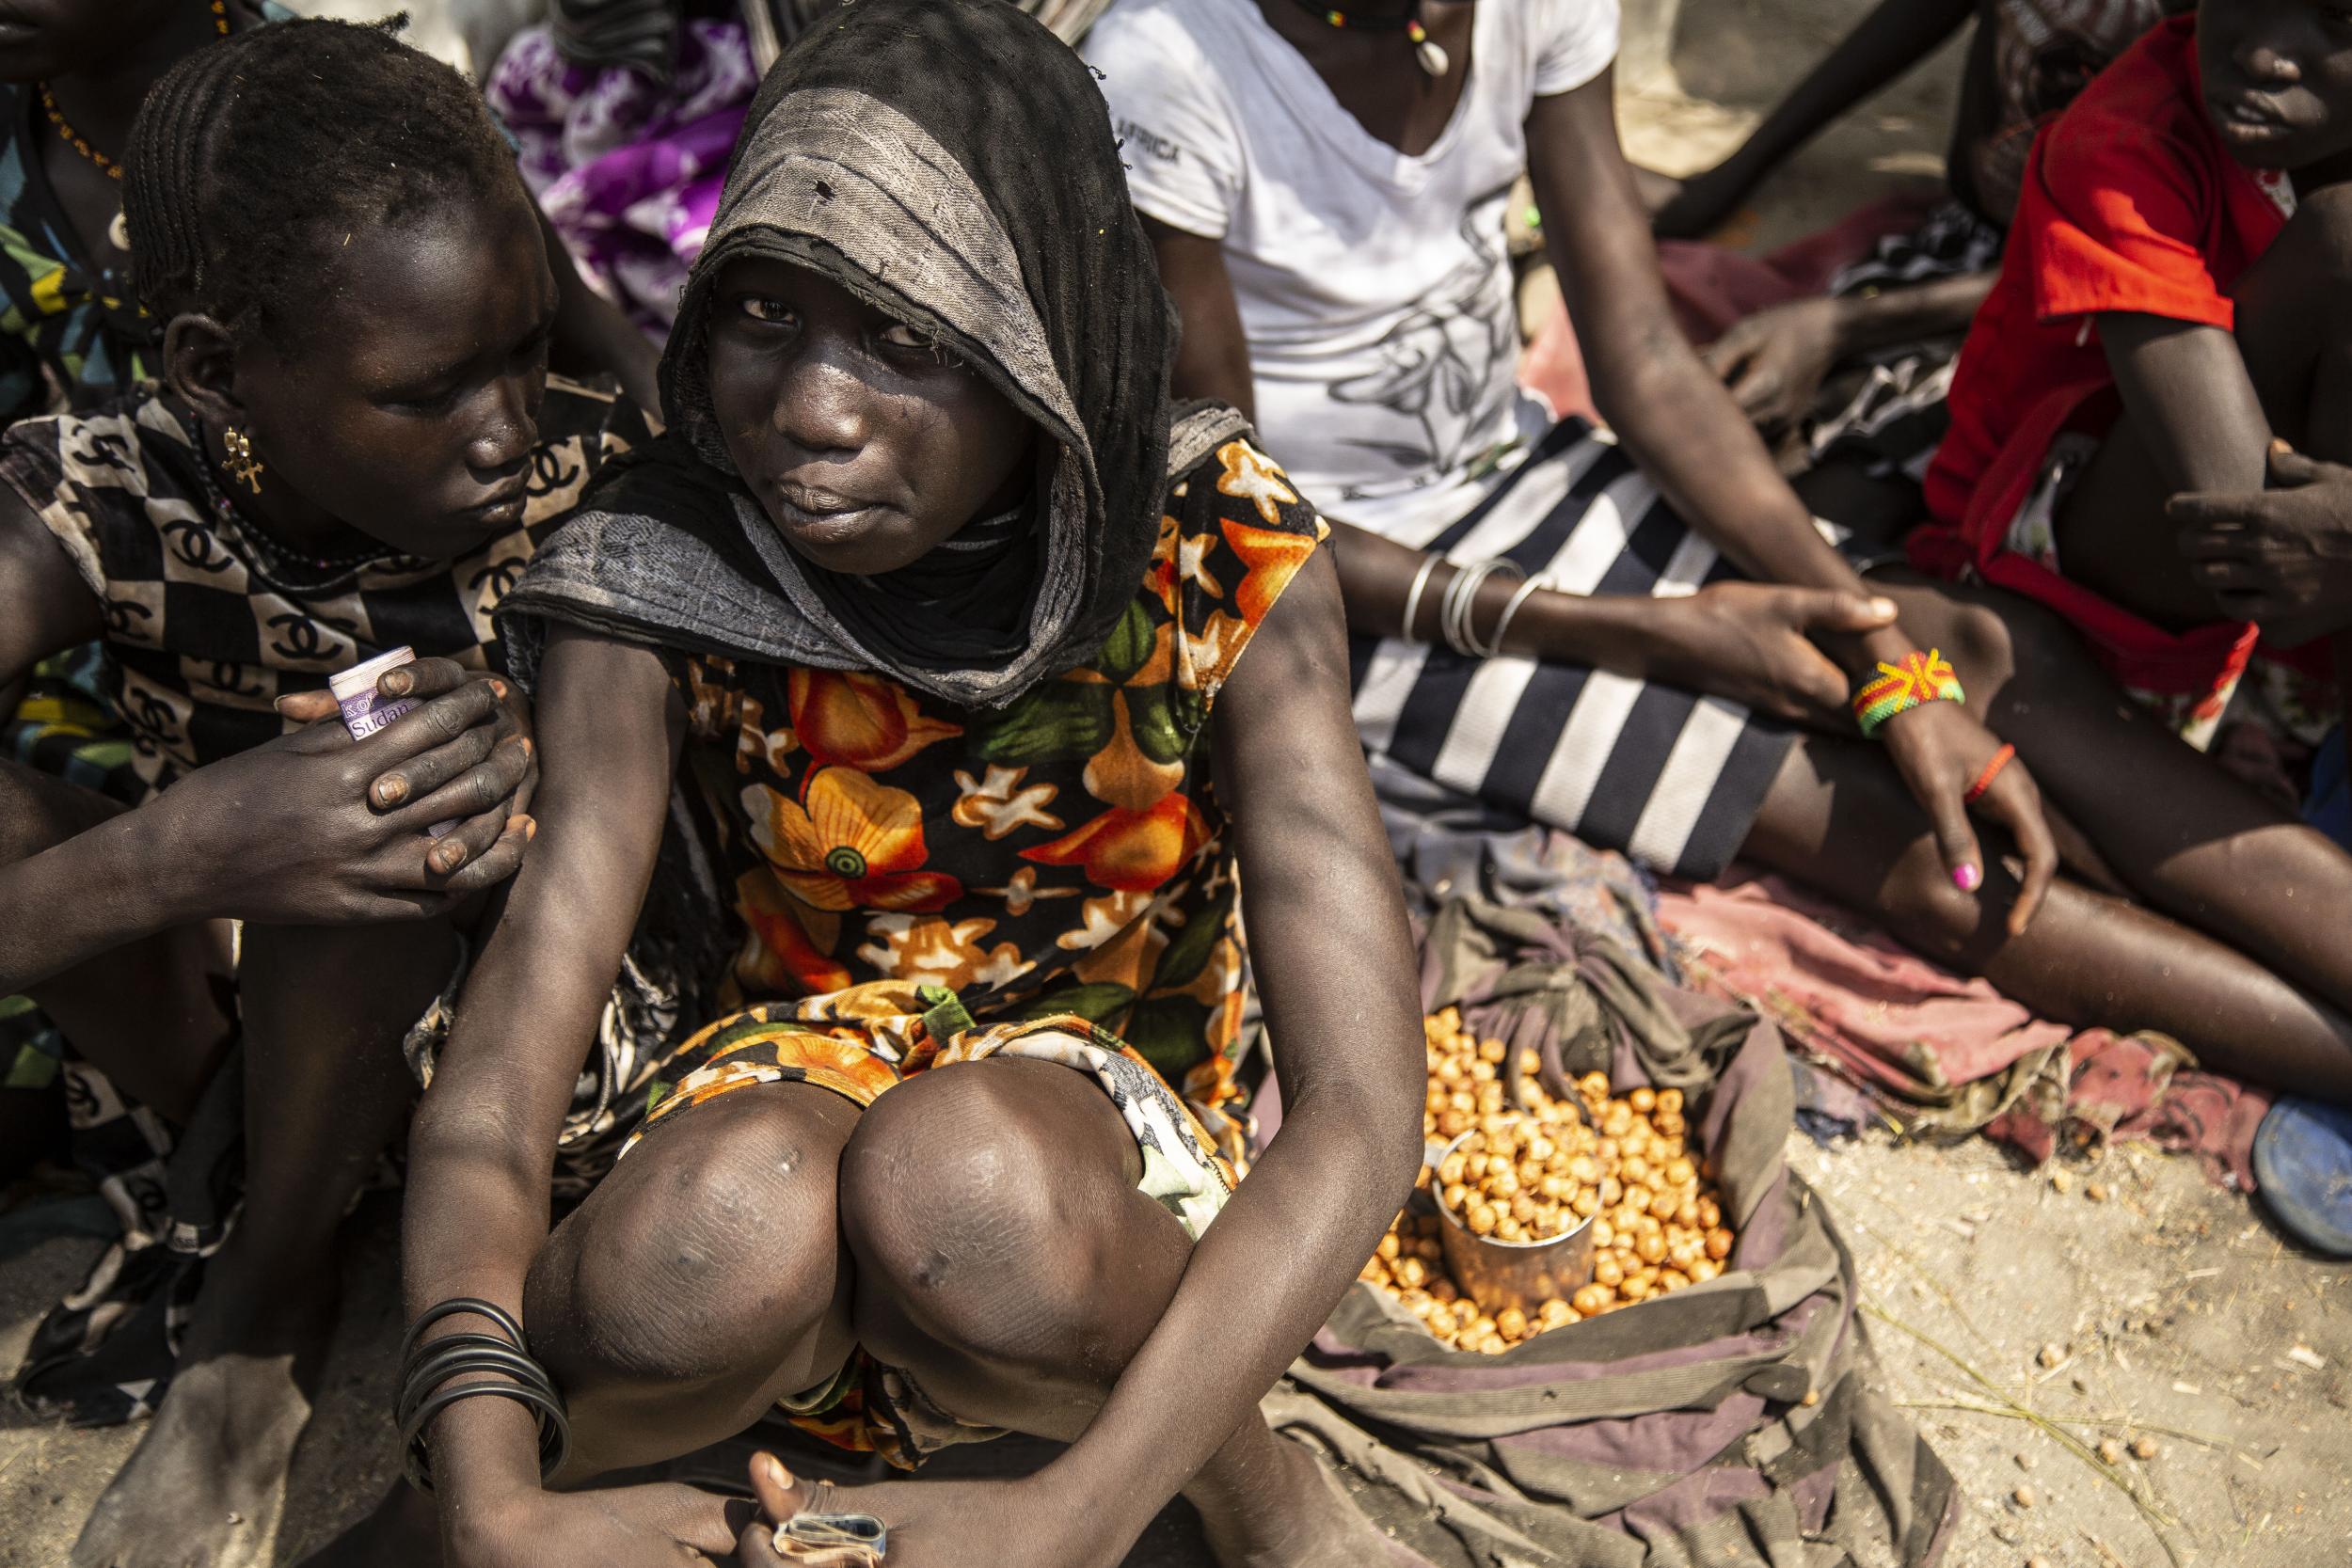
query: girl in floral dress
375 4 1430 1567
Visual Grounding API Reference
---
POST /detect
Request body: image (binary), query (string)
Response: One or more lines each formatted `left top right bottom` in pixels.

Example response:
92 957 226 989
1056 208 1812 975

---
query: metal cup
1433 1126 1597 1320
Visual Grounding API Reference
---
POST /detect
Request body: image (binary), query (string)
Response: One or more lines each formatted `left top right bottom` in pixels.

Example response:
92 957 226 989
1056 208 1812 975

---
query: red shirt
1925 15 2296 529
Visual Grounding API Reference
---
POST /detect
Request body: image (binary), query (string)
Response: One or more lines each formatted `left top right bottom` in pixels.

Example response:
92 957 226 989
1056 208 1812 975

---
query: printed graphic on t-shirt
1115 117 1183 165
1327 180 1518 495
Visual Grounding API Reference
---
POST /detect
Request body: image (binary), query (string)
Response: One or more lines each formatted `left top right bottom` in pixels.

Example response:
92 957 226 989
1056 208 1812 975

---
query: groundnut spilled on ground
1357 1007 1740 1355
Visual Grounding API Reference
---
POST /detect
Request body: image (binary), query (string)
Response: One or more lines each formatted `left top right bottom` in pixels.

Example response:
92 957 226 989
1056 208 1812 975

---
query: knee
2276 183 2352 281
1942 600 2020 693
837 1065 1108 1371
525 1092 848 1388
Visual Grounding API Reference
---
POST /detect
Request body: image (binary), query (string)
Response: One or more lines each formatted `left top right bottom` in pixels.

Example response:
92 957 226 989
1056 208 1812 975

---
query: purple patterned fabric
488 20 759 331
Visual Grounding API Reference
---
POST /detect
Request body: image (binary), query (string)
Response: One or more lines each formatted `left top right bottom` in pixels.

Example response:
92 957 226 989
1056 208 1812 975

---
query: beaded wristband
1851 648 1964 738
1963 743 2016 805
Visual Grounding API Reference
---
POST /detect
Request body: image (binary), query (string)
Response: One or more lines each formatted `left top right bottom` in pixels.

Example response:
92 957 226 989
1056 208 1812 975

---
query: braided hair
123 17 520 344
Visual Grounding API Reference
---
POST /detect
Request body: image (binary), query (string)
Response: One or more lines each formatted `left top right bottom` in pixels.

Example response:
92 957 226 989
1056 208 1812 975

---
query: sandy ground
7 3 2347 1566
6 1131 2344 1568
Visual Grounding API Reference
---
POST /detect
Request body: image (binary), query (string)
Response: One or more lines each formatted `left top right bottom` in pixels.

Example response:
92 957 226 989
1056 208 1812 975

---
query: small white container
329 645 421 740
327 646 459 837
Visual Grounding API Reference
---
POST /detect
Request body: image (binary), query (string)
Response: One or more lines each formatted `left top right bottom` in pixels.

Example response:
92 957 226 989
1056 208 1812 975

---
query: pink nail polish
1952 863 1981 892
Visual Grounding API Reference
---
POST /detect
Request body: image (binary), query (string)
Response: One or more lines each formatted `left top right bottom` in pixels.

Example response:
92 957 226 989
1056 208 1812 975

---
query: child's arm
2081 313 2278 624
996 546 1428 1565
1533 71 2058 924
1651 0 1976 239
1143 221 1902 728
0 663 535 992
398 627 727 1562
2101 313 2274 494
0 500 534 990
1705 272 1997 433
0 492 103 688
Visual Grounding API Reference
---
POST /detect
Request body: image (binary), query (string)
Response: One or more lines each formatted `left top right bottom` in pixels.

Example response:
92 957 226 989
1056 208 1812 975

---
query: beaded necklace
1286 0 1450 75
188 431 405 594
40 1 233 251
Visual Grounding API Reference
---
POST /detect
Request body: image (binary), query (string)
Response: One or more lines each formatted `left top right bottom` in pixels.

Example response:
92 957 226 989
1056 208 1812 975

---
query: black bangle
397 1298 568 1495
395 1338 552 1429
401 1379 569 1493
399 1297 528 1365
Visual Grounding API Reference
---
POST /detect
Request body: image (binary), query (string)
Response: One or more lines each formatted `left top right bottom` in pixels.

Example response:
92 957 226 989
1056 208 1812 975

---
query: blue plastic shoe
2253 1098 2352 1259
2306 727 2349 852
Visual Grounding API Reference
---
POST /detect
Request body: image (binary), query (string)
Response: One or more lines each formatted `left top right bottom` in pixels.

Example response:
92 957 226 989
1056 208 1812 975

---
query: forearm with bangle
1398 552 1752 675
1389 545 1975 764
398 1077 572 1515
398 1298 568 1493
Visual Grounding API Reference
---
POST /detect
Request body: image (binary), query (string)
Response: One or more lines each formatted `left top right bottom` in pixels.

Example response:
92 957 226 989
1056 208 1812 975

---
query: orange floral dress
622 441 1325 1459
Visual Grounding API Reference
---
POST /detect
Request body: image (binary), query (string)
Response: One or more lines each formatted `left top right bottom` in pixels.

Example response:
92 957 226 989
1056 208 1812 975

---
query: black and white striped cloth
1346 419 1795 881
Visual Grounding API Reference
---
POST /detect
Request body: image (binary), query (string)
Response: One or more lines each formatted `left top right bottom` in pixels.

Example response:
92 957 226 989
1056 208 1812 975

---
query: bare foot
69 1273 334 1568
1193 1431 1431 1568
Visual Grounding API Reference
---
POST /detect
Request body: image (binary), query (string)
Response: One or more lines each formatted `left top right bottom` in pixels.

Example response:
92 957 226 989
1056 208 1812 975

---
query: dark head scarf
501 0 1238 707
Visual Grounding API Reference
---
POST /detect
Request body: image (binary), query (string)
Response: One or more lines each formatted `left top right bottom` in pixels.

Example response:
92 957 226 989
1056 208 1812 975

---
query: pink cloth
1659 868 2265 1188
1656 191 1948 344
1986 1031 2272 1190
1658 870 2073 1099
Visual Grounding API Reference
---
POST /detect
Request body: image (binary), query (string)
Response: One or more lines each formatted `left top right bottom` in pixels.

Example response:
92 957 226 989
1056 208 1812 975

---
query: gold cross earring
222 427 264 496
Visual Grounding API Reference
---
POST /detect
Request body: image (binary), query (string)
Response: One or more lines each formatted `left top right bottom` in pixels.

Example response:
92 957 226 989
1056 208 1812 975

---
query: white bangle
1444 559 1525 657
1485 572 1549 657
1400 554 1443 645
1438 558 1491 657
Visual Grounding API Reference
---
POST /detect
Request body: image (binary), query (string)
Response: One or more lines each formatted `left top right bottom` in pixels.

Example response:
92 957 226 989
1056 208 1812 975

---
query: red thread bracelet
1963 743 2015 806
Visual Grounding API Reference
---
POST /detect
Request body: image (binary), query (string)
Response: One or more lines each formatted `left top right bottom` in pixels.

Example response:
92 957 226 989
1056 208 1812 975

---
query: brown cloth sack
1270 895 1957 1567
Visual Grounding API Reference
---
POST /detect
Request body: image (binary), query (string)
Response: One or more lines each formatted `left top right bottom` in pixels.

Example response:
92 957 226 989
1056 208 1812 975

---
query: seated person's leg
1747 734 2352 1100
1742 580 2352 1099
1945 578 2352 1015
0 758 232 1121
839 1060 1365 1568
524 1081 863 1475
521 1057 1387 1568
69 918 461 1568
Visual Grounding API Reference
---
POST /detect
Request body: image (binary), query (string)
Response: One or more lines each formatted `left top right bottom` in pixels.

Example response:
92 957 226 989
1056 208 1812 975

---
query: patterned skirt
622 981 1235 1470
1348 419 1796 881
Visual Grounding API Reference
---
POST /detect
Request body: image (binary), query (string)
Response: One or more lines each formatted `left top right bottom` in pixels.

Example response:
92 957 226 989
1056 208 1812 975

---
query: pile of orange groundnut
1356 1007 1739 1355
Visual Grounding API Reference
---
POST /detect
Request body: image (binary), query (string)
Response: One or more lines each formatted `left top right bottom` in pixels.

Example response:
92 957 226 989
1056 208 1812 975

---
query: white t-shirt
1085 0 1619 544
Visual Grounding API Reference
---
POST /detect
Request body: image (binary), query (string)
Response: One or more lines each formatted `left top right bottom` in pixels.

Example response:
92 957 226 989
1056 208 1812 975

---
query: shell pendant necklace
1290 0 1450 76
40 0 233 256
